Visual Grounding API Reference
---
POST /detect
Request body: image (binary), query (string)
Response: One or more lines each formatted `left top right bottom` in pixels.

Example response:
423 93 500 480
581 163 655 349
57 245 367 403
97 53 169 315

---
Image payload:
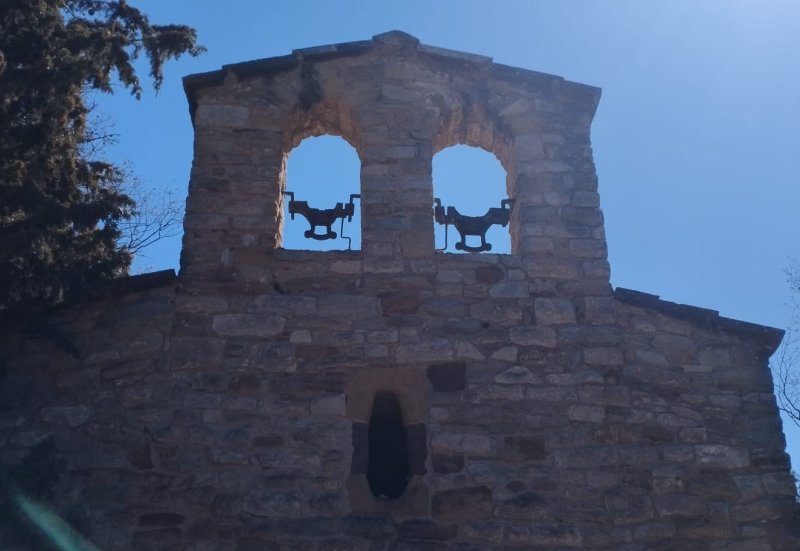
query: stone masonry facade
1 31 797 550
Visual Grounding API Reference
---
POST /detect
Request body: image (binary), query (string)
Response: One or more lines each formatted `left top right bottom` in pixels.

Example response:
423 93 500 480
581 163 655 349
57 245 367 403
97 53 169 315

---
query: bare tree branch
115 176 184 257
773 260 800 425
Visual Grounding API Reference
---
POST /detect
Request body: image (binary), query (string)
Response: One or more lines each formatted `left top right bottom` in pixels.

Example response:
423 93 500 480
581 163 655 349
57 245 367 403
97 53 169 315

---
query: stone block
311 394 346 417
432 454 464 474
529 525 582 546
496 492 548 520
568 404 605 423
139 512 185 527
524 257 579 279
695 445 750 468
243 491 301 517
475 265 505 284
340 515 396 539
509 325 557 347
583 346 623 365
432 486 493 521
455 340 483 360
470 302 523 324
436 270 464 283
488 282 528 298
584 296 614 324
212 314 285 337
132 528 183 550
605 490 654 523
195 104 249 127
431 432 491 455
534 298 576 325
505 435 547 460
397 520 457 541
491 346 518 362
495 365 540 384
397 340 453 363
40 405 91 427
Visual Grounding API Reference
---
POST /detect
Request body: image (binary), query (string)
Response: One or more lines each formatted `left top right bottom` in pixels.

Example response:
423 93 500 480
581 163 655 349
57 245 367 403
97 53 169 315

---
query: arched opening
432 144 510 254
282 135 361 251
367 391 409 500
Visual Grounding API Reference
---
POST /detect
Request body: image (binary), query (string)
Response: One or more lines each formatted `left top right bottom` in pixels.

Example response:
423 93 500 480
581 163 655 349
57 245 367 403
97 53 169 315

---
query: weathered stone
605 490 654 523
212 314 285 337
340 515 396 539
583 347 623 365
127 443 154 470
488 282 527 298
568 404 605 423
397 340 453 363
509 325 557 347
426 362 466 392
397 520 457 541
432 486 493 521
243 491 301 517
530 525 582 546
470 302 523 324
534 298 576 325
495 365 540 384
350 422 368 475
695 445 750 468
496 491 548 519
505 435 547 460
140 512 185 527
431 432 491 455
310 394 346 416
491 346 518 361
431 454 464 474
36 405 92 431
436 270 464 283
455 340 484 360
290 330 312 344
475 266 504 284
132 528 183 549
379 290 422 315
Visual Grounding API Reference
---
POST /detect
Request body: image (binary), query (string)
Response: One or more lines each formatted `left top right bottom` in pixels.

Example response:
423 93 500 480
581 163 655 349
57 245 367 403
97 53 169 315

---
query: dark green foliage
0 1 202 317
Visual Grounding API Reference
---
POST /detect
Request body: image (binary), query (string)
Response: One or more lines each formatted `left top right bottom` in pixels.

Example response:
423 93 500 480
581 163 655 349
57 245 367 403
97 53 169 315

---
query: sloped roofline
615 287 785 356
182 30 602 125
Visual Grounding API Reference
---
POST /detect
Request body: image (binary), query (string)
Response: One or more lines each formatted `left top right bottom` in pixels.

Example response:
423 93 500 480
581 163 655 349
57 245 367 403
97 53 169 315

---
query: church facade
1 32 797 550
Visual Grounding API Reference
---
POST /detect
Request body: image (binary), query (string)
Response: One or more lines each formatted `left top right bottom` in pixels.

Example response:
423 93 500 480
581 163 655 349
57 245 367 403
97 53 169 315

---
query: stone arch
432 99 516 253
432 100 513 174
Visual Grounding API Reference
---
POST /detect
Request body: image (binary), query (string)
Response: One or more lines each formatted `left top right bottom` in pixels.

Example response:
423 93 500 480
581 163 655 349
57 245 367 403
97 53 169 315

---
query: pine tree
0 1 202 317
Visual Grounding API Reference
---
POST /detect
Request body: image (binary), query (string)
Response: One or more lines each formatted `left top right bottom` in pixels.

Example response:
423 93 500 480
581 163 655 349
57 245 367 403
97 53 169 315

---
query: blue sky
97 1 800 468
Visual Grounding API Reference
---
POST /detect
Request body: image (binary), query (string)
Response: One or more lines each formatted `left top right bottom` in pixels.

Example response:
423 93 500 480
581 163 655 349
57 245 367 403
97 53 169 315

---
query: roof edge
182 30 601 124
614 287 785 355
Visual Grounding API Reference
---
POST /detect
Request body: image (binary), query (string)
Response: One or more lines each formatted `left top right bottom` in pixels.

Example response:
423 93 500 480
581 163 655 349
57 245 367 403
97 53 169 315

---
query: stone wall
1 32 797 550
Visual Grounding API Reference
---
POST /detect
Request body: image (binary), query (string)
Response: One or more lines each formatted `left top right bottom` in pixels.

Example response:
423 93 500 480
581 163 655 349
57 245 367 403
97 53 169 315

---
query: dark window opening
367 391 409 500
